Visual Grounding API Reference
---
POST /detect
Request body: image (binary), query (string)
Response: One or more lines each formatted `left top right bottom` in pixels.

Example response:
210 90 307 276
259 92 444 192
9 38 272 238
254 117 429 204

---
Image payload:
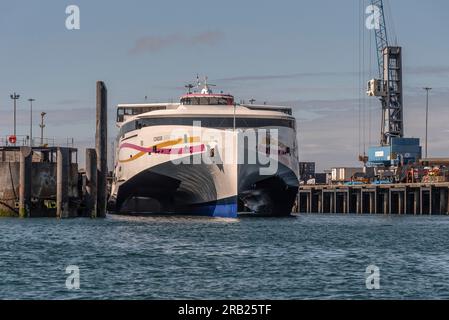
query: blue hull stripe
189 203 238 218
179 197 238 218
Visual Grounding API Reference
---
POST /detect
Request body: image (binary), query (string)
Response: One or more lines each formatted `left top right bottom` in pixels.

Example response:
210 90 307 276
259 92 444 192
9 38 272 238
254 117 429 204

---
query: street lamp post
423 87 432 159
10 93 20 142
28 98 35 147
40 112 46 146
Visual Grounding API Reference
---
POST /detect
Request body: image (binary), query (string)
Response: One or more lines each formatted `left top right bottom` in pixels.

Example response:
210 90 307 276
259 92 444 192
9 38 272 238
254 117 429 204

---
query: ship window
218 98 231 105
119 121 137 137
117 106 167 122
188 98 200 105
119 117 295 137
180 97 233 105
117 108 125 122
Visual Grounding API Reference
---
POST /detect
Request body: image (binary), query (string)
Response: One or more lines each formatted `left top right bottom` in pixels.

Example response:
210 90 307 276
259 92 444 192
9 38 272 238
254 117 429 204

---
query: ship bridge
180 77 234 106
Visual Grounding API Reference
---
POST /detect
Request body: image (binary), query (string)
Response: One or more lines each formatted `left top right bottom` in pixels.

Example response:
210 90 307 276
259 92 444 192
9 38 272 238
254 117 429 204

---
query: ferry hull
110 98 300 218
108 155 298 217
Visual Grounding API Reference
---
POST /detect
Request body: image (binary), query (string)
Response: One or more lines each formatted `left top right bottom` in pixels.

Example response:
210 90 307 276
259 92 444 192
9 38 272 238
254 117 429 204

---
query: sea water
1 214 449 299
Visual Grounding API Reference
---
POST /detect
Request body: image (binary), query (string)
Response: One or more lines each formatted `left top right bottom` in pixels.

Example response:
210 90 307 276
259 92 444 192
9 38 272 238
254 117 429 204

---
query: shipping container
331 167 364 182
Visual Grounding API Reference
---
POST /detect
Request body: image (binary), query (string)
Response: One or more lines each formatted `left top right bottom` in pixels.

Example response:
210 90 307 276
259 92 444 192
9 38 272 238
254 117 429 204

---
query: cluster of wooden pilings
12 146 104 218
298 183 449 215
0 81 108 218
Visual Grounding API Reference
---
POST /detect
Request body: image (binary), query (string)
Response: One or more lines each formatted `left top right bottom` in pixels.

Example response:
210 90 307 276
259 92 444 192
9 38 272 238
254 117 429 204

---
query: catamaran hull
109 117 299 218
108 155 298 218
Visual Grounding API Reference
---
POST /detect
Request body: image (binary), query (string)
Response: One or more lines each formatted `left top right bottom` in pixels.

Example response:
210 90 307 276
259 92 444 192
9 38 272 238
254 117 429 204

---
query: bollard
19 147 32 218
86 148 97 218
57 147 70 218
96 81 108 218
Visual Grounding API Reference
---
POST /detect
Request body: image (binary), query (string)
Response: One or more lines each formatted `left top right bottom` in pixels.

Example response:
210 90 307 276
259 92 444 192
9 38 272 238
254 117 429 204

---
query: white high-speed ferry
108 79 299 218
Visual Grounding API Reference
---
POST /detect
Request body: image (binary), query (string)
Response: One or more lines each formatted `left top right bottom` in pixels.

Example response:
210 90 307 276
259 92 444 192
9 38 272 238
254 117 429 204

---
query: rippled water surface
1 214 449 299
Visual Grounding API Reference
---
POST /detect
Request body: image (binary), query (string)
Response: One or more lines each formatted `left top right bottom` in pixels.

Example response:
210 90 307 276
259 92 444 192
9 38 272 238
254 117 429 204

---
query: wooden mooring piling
298 183 449 215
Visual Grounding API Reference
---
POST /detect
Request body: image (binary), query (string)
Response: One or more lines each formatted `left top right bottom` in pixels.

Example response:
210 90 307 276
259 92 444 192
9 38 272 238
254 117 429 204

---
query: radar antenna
185 83 195 94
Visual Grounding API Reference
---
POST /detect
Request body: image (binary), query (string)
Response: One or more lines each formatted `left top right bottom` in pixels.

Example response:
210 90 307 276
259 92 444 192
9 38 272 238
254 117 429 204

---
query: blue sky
1 0 448 170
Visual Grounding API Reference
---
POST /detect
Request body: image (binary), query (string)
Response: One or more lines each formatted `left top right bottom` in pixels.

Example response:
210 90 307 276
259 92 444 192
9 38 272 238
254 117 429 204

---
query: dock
298 183 449 215
0 81 108 218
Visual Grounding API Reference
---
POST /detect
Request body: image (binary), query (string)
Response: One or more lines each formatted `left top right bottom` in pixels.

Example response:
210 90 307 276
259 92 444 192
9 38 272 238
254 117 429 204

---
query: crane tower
366 0 403 146
366 0 421 167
